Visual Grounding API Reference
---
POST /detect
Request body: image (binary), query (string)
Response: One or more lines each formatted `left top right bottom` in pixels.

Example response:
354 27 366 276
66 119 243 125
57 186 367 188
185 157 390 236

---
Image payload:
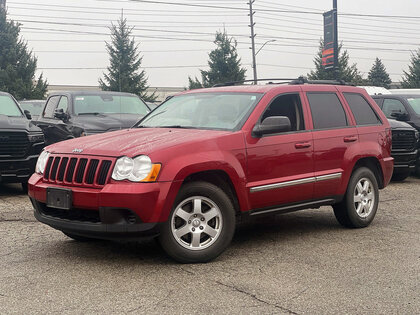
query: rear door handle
295 142 311 149
343 136 358 143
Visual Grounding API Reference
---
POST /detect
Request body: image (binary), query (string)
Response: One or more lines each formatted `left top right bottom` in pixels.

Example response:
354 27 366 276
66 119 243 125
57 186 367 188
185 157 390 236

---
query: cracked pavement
0 179 419 314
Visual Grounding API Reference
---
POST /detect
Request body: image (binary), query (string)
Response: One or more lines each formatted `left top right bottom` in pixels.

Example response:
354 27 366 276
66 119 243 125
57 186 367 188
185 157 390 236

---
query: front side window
56 96 68 113
43 96 60 118
74 94 149 115
138 93 262 131
405 97 420 115
0 95 22 117
343 93 381 125
261 93 305 132
307 93 348 129
382 99 408 119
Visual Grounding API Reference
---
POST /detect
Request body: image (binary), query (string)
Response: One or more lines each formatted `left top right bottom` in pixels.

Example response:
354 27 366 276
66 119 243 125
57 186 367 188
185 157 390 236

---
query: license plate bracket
46 188 72 210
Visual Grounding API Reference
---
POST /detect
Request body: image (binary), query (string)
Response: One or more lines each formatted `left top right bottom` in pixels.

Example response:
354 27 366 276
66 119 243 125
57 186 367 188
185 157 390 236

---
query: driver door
245 91 314 210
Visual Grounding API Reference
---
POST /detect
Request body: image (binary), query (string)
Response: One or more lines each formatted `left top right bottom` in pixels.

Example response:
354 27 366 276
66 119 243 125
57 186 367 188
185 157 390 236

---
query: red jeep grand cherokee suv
28 82 393 263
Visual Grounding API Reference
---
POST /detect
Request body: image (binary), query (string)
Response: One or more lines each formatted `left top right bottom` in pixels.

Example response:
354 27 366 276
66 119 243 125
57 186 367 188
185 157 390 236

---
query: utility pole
333 0 339 80
248 0 257 84
0 0 6 10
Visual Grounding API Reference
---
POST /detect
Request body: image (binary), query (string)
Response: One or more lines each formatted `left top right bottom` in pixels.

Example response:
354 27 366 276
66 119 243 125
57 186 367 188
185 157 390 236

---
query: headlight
111 155 161 182
28 133 44 143
35 151 50 174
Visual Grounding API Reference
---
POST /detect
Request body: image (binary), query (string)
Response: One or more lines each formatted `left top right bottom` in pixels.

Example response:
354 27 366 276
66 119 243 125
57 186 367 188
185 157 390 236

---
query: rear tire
333 167 379 228
158 181 236 263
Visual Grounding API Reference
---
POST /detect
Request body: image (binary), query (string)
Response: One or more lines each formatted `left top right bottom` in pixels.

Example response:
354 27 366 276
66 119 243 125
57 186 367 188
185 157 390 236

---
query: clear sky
5 0 420 87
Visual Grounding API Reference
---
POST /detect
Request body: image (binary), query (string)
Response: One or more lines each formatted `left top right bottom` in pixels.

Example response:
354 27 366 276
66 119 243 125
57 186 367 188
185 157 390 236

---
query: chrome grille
43 155 114 187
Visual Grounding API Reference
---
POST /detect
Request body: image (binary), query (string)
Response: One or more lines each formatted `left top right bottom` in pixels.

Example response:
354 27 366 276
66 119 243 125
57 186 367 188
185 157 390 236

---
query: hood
387 118 415 130
0 114 43 133
46 127 232 157
72 113 145 132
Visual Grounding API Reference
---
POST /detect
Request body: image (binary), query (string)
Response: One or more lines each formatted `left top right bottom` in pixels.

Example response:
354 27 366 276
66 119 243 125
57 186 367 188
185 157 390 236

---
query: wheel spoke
354 194 363 203
362 180 370 192
204 225 218 238
176 208 191 221
203 207 218 221
175 225 190 239
193 198 202 214
356 182 364 193
366 192 374 201
191 232 201 247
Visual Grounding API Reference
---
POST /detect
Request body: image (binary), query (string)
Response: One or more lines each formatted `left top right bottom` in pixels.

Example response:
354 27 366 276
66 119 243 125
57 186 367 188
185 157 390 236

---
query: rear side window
343 93 381 125
43 96 60 118
307 93 348 129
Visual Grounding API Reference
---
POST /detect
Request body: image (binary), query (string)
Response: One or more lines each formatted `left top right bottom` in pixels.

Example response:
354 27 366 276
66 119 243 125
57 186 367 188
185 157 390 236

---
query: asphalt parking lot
0 179 419 314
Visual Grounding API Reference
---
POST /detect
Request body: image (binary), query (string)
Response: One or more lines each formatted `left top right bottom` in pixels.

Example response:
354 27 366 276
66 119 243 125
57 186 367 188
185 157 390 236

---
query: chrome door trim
250 172 342 193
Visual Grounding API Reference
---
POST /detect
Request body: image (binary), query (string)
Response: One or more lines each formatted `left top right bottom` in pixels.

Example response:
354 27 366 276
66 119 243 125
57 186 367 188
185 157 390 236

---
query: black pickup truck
0 92 44 190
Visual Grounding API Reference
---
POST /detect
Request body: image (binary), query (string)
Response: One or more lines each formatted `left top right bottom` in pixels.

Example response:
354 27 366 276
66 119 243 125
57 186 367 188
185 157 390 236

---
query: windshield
73 94 150 115
406 97 420 115
138 93 262 131
19 101 44 116
0 95 22 117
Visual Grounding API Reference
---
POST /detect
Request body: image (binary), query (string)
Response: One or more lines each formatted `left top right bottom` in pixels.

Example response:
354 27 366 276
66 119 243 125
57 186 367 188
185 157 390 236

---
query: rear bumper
0 155 38 183
380 157 394 187
28 173 177 239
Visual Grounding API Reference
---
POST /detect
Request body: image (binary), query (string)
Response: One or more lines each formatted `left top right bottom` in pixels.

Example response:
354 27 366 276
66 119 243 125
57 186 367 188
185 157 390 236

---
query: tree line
1 9 420 101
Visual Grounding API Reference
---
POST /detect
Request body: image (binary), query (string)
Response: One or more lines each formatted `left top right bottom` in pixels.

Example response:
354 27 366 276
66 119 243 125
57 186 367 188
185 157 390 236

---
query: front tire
333 167 379 228
159 181 236 263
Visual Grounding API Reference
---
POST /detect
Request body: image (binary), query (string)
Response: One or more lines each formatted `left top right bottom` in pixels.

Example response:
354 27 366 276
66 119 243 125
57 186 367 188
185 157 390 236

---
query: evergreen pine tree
367 58 392 88
99 16 156 101
308 40 363 84
0 9 47 99
188 31 246 89
401 49 420 88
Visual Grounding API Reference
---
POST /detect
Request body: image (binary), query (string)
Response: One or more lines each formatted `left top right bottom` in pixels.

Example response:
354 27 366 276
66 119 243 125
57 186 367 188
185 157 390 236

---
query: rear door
303 86 357 200
245 88 314 210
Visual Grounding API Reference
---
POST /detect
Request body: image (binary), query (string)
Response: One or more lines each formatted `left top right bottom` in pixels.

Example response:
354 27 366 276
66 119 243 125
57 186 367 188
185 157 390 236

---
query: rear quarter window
343 93 381 125
307 92 348 129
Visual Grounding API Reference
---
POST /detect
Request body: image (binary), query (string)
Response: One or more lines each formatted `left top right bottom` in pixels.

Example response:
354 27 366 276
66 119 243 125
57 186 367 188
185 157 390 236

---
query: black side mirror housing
391 111 409 121
54 109 69 122
24 110 32 120
253 116 292 137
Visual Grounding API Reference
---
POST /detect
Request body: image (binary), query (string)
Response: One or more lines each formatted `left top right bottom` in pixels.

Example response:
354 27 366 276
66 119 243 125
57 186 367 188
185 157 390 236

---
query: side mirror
24 110 32 120
253 116 291 137
391 111 409 121
54 109 69 122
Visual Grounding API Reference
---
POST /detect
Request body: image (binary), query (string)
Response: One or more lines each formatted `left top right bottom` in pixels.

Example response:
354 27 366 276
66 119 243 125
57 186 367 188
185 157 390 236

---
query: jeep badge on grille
72 148 83 153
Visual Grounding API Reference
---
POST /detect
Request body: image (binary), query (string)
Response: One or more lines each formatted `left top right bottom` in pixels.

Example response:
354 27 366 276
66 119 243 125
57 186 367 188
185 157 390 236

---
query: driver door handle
295 142 311 149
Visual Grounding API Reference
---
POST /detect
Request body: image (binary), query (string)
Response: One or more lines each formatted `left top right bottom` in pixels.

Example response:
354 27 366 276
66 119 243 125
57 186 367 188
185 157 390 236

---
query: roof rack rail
212 76 354 87
213 78 297 87
290 76 354 86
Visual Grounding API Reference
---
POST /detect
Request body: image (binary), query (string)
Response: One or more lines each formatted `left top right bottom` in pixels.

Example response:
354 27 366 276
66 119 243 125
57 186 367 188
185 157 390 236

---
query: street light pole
248 0 257 84
256 39 276 56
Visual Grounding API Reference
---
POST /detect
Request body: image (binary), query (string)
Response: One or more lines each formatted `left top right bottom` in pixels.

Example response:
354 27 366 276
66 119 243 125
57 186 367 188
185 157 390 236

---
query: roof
0 91 12 96
176 83 366 95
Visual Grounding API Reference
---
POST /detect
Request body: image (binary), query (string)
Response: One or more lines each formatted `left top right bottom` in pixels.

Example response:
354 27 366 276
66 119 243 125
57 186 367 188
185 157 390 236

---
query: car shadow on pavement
0 183 26 196
46 208 342 264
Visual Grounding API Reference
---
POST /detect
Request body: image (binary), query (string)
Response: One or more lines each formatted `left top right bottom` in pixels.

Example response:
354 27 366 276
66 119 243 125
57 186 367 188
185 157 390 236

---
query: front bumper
28 174 177 239
0 154 38 183
392 150 417 173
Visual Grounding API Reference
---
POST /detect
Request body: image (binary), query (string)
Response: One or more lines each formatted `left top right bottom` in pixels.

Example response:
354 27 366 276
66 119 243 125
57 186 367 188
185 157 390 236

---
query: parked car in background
29 81 393 263
372 94 420 176
387 119 418 181
0 92 44 191
19 100 45 120
146 101 159 110
35 91 150 145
